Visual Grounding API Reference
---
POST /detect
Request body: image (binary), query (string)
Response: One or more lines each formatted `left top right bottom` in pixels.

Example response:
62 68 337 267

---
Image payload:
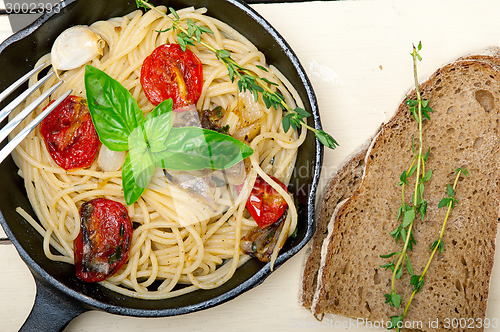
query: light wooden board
1 1 500 331
0 1 11 240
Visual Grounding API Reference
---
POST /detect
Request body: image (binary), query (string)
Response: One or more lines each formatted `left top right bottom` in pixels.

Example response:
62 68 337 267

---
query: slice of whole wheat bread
300 144 370 308
311 59 500 331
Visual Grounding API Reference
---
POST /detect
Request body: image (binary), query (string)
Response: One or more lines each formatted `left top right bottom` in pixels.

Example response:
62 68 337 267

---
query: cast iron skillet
0 0 323 331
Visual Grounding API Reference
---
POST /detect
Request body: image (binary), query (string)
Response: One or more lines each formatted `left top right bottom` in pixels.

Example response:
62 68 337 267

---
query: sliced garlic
97 145 126 172
51 25 105 72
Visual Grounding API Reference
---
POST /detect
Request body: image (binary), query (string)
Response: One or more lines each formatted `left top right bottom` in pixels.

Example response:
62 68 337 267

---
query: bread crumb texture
310 59 500 332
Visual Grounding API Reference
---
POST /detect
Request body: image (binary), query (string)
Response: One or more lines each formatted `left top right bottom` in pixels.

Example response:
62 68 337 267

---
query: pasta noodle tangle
10 6 306 299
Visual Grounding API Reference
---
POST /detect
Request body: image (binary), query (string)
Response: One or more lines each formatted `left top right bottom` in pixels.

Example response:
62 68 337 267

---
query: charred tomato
246 175 288 229
39 95 100 170
74 198 132 282
141 43 203 109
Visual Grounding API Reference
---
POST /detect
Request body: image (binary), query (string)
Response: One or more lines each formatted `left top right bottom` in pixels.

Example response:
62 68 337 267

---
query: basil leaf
145 113 172 153
144 100 173 153
148 98 173 119
85 65 144 151
154 127 253 170
128 125 156 189
122 155 146 205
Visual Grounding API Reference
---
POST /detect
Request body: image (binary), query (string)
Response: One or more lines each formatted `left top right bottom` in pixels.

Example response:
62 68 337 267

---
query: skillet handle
20 277 88 332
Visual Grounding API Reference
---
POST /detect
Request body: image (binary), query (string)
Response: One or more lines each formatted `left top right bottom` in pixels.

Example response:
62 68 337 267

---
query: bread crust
309 58 500 331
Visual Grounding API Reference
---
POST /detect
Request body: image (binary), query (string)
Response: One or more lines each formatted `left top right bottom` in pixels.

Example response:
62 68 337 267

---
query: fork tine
0 70 55 124
0 80 64 143
0 62 46 103
0 89 73 164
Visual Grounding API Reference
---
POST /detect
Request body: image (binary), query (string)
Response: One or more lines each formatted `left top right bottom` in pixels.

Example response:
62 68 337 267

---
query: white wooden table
1 1 499 331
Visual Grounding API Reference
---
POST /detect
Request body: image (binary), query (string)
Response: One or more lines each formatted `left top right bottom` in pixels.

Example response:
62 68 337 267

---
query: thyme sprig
389 167 468 330
380 42 433 315
135 0 338 149
381 42 469 332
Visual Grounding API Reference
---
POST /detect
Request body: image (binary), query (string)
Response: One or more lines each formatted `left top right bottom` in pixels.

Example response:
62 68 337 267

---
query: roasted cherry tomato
141 43 203 109
74 198 132 282
40 95 100 170
246 175 288 229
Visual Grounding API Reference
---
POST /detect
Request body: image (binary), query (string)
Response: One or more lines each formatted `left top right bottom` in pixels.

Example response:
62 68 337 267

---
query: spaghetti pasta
10 5 306 299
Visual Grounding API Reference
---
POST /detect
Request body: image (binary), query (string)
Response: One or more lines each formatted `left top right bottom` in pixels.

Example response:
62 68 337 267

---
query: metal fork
0 63 72 164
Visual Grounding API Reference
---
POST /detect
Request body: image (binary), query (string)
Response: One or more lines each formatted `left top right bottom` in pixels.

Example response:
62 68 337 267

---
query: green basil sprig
84 65 253 205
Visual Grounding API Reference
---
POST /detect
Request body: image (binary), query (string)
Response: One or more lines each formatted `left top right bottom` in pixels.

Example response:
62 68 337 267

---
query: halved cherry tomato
74 198 132 282
246 175 288 229
39 95 100 170
141 43 203 109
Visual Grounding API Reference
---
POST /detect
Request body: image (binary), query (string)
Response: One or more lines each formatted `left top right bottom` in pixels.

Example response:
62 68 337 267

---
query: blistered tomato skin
246 175 288 229
141 43 203 109
74 198 132 282
39 95 100 170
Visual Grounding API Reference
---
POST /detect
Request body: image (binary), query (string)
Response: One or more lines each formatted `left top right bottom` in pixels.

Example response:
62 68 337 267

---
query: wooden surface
1 1 500 331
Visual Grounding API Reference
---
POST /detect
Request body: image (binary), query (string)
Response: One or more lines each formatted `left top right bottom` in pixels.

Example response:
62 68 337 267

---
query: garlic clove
97 145 126 172
51 25 105 72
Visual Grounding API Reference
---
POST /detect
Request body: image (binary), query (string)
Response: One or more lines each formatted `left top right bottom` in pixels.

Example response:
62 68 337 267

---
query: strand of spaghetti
188 190 245 289
147 230 184 245
204 82 238 98
14 143 121 178
139 250 159 288
202 169 256 242
70 188 128 203
100 10 144 68
157 226 185 293
269 211 292 268
264 146 295 182
261 142 286 170
101 279 199 299
31 157 75 257
179 225 206 274
16 207 69 257
257 130 307 150
222 39 254 54
129 231 153 259
48 184 97 207
120 226 190 297
128 251 148 293
54 203 77 242
143 188 211 226
209 14 256 50
43 228 73 263
235 52 267 70
127 225 150 262
185 12 224 49
189 255 251 283
198 65 226 109
138 235 152 266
